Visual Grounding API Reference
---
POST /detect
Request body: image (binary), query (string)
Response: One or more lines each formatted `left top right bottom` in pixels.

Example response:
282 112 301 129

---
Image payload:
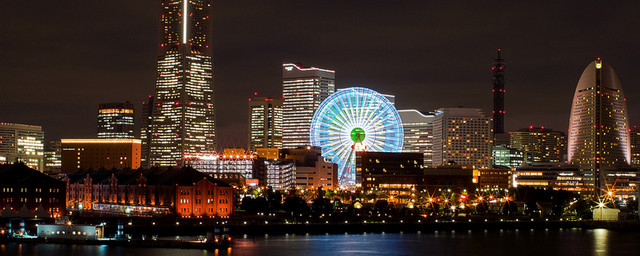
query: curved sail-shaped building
568 58 630 192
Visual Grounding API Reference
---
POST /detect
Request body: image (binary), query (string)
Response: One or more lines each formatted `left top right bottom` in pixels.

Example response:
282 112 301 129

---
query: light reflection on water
3 228 638 256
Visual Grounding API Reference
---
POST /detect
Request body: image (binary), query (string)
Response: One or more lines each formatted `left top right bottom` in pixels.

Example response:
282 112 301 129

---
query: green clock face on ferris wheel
350 127 366 143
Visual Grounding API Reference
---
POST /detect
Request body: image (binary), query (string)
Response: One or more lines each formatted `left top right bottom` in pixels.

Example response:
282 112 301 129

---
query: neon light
310 87 404 186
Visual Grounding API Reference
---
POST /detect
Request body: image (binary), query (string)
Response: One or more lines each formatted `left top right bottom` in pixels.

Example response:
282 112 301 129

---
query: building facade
282 63 335 149
356 151 424 198
141 95 154 168
60 139 141 172
64 167 233 217
0 163 66 218
184 154 254 181
510 126 566 163
0 123 45 171
567 59 630 193
432 108 492 168
492 145 530 168
44 140 62 173
97 102 135 139
148 0 217 167
248 97 283 152
398 110 435 167
284 147 337 189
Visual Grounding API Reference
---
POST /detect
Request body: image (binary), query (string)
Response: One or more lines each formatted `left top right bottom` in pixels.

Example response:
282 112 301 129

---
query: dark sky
2 1 640 149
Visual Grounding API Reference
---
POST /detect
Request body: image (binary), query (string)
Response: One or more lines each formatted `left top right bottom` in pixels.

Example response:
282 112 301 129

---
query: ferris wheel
310 87 404 187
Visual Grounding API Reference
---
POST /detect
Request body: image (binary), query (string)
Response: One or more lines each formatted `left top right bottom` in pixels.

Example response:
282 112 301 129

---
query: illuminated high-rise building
568 58 630 193
398 109 435 167
97 102 135 139
282 63 335 149
0 123 45 171
248 96 282 152
432 108 492 168
510 126 566 163
141 95 153 168
148 0 216 166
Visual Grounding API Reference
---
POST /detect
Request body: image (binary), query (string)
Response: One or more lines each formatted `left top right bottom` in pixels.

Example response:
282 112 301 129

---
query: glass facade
0 123 44 171
97 102 135 139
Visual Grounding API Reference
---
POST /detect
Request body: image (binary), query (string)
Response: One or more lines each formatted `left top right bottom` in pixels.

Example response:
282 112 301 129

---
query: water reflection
3 229 638 256
593 229 608 256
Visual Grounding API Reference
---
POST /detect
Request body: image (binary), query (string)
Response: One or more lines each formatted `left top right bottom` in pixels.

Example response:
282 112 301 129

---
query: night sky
2 1 640 149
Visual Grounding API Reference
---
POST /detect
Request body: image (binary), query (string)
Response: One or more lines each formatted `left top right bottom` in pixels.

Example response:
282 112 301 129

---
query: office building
65 166 233 217
282 63 335 149
398 110 435 167
253 158 296 189
248 97 283 152
510 126 566 163
284 146 337 189
0 163 66 218
492 145 530 168
97 102 135 139
148 0 217 167
44 140 62 173
432 108 492 168
567 58 630 194
356 151 424 187
60 139 141 172
0 123 45 171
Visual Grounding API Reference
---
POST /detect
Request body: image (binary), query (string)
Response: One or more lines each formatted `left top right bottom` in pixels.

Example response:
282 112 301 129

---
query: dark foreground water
2 228 638 256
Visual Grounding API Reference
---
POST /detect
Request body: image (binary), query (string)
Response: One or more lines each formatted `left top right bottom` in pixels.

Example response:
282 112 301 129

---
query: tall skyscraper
148 0 216 166
510 126 566 163
568 58 630 194
398 109 435 167
0 123 45 171
248 96 283 152
492 49 509 145
432 108 492 168
141 95 153 168
282 63 335 149
97 102 135 139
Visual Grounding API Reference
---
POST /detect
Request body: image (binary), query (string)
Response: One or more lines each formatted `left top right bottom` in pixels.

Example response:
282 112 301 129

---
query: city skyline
2 1 640 149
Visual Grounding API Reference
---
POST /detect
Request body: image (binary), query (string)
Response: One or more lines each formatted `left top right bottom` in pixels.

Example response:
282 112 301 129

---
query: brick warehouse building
0 163 66 218
64 166 233 218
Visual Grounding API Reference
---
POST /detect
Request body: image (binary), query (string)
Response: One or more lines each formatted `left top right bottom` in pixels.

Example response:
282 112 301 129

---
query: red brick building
65 166 233 217
0 163 66 218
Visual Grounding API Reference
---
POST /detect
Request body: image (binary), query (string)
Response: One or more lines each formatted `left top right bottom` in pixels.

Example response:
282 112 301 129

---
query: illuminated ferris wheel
310 87 404 187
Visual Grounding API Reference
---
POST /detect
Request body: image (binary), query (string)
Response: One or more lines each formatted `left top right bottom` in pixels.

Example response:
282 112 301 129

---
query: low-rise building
284 147 337 189
0 163 66 218
60 139 141 173
64 167 233 218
